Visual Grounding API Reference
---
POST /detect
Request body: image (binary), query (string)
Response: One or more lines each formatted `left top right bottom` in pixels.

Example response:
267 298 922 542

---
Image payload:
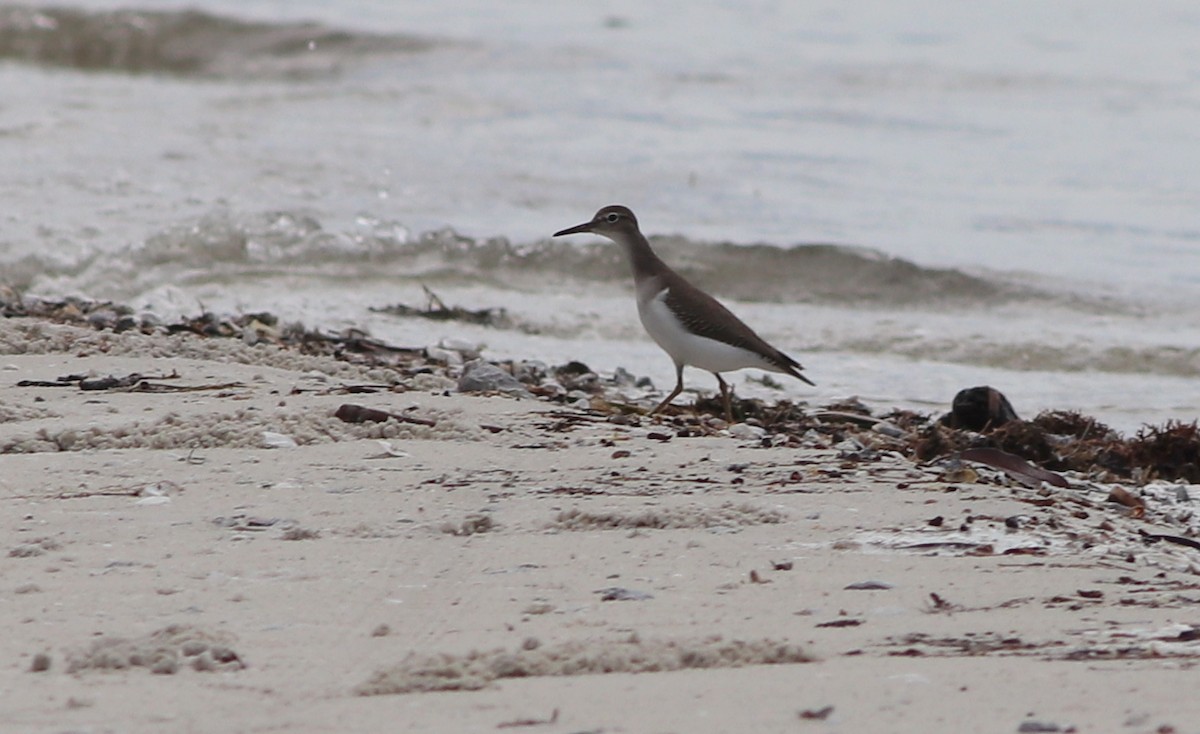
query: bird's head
553 205 639 239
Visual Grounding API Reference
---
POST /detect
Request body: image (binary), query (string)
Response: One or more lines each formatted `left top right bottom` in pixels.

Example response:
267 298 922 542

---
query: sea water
1 1 1199 433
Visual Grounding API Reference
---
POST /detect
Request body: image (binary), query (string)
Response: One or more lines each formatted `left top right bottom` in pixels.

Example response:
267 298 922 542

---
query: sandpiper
554 205 814 421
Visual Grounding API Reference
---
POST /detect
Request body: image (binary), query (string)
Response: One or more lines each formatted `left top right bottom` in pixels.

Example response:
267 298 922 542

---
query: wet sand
1 315 1198 733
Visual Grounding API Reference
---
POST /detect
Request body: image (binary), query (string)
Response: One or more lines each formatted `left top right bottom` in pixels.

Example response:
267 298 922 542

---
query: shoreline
2 304 1199 732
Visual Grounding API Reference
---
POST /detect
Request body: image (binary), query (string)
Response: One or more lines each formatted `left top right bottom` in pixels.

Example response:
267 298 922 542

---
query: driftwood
18 371 243 393
334 403 436 428
371 285 511 328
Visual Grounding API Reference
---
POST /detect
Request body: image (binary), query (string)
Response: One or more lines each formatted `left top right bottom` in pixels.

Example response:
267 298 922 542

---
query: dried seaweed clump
914 418 1108 476
915 409 1200 484
550 502 786 531
1128 421 1200 484
357 634 811 695
66 624 244 675
1031 410 1118 441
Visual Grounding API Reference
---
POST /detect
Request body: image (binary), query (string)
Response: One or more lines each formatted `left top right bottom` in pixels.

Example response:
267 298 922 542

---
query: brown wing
661 272 815 385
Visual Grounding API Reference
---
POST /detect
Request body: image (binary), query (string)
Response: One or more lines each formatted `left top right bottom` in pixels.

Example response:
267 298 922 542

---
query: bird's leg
651 363 685 416
714 373 733 423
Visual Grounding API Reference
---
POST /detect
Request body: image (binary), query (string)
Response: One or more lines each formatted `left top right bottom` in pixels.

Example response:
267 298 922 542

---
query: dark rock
457 361 532 398
943 386 1019 431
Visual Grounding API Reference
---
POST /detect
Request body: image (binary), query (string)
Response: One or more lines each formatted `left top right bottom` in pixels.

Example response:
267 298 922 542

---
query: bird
553 205 814 421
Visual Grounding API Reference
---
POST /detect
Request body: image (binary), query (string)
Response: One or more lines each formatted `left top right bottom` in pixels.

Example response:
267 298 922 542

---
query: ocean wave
829 335 1200 379
8 209 1195 380
0 5 434 78
11 209 1021 307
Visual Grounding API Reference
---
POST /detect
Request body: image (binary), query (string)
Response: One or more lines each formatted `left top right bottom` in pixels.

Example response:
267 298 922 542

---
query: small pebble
181 641 209 657
596 586 653 601
844 580 894 591
210 646 240 664
1017 721 1061 733
9 544 45 558
729 423 766 440
261 431 298 449
191 652 217 672
872 421 905 438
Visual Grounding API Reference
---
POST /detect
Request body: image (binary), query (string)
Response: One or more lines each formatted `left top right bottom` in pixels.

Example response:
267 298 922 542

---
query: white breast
637 288 782 374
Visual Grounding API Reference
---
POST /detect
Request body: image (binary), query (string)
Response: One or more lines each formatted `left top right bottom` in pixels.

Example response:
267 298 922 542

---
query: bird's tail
779 352 816 386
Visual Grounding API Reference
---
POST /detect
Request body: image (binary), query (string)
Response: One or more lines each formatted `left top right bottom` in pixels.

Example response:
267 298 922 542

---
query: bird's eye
605 212 620 223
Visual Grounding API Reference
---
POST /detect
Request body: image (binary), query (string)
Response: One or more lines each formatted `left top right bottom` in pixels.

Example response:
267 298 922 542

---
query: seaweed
4 288 1198 485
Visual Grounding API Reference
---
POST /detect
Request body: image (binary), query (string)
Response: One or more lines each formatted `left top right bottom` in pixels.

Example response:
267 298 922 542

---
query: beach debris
357 634 811 695
959 447 1069 488
442 513 496 536
132 481 180 507
913 405 1199 486
240 315 279 345
550 503 785 532
942 385 1019 431
597 587 654 601
17 370 243 393
1139 530 1200 552
457 360 533 398
1016 720 1066 733
334 403 436 427
9 544 46 558
844 580 894 590
497 708 559 729
1128 420 1200 484
729 423 766 441
65 624 244 675
373 285 512 329
134 493 171 507
1 291 421 370
511 359 548 385
813 410 882 430
926 592 962 613
8 538 60 558
1107 486 1146 516
79 372 166 390
815 619 861 628
213 514 279 531
3 290 1197 487
280 526 320 540
367 440 410 458
884 622 1200 661
872 420 906 438
29 653 51 673
798 706 834 721
261 431 298 449
553 361 596 391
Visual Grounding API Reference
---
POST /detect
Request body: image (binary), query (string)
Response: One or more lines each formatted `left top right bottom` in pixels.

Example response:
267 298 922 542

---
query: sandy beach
2 312 1199 734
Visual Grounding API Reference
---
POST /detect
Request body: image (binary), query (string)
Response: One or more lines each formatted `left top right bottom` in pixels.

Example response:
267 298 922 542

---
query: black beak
553 221 595 237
